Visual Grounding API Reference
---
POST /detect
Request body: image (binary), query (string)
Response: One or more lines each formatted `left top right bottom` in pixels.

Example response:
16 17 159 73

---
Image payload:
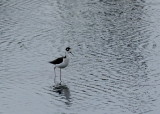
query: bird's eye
66 47 70 51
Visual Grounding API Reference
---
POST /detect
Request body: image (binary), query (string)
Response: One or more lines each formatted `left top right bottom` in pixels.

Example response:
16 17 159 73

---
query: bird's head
65 47 73 55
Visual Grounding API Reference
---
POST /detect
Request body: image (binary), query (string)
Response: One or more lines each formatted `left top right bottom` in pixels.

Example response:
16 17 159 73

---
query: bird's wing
49 57 63 64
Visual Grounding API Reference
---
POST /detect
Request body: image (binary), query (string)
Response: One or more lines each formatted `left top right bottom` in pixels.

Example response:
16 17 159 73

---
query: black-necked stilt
49 47 73 83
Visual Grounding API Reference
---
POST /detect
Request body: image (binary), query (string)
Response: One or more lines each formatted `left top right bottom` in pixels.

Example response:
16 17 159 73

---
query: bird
49 47 73 83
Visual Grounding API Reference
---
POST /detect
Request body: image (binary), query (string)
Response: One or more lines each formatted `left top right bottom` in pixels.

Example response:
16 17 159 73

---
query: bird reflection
52 83 71 105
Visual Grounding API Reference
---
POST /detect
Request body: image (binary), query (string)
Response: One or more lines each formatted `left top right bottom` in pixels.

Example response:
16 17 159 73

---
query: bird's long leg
60 68 62 83
54 67 56 83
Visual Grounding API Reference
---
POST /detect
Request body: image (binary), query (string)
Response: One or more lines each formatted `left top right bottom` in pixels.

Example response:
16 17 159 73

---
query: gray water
1 0 160 114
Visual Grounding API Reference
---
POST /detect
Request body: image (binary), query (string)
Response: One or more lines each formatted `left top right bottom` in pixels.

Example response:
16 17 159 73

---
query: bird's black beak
70 52 74 56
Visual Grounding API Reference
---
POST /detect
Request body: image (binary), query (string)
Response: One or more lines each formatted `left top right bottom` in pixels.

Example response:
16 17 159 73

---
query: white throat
65 51 69 58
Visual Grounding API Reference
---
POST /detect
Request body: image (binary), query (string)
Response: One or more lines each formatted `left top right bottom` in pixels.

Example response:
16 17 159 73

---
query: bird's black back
49 57 63 64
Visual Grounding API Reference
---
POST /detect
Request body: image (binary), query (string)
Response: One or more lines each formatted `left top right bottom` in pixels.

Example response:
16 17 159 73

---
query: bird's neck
65 52 69 58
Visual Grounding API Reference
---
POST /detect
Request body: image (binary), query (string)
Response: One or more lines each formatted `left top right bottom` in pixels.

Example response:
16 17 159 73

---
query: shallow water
1 0 160 114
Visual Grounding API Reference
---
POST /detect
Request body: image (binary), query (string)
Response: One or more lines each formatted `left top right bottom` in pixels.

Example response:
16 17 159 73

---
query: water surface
0 0 160 114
